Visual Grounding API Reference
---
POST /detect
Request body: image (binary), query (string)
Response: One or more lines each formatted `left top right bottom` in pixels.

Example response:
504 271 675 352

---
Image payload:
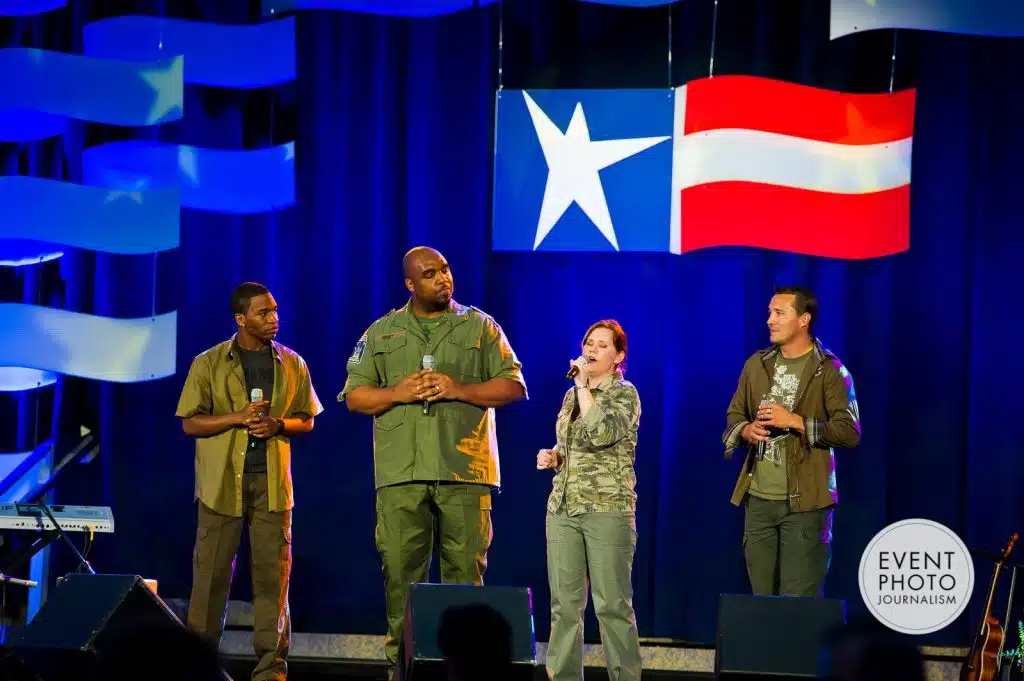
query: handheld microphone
566 355 589 381
250 388 264 448
0 573 37 587
756 394 771 460
422 355 435 415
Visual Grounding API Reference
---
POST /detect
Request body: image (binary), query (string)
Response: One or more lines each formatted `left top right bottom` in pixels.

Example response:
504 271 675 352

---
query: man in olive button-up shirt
339 247 527 673
176 282 323 681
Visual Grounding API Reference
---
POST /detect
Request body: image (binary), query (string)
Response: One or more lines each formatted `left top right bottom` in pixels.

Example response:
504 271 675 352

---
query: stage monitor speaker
397 582 537 681
7 573 231 681
715 593 847 680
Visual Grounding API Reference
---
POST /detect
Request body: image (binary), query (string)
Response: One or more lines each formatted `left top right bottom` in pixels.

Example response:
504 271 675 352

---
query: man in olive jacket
177 282 323 681
722 286 860 597
339 246 527 675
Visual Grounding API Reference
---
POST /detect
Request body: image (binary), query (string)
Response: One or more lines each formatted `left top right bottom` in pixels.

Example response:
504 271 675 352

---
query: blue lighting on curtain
0 368 57 392
0 49 183 128
83 15 296 88
82 140 295 214
0 304 176 382
0 0 65 16
0 176 179 256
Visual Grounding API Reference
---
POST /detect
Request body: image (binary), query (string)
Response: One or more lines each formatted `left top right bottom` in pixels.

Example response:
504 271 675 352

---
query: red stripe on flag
684 75 916 146
679 182 910 260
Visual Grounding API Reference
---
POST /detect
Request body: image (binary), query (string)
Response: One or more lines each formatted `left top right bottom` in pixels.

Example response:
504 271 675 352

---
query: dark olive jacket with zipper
722 339 861 512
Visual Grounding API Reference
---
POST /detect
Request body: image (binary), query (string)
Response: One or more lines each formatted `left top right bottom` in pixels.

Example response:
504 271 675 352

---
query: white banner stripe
0 304 176 383
830 0 1024 40
0 367 57 391
674 128 912 194
669 86 687 255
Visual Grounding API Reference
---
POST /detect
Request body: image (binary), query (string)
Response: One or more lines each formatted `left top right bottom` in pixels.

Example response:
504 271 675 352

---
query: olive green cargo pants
545 508 642 681
375 482 493 671
742 494 834 597
188 472 292 681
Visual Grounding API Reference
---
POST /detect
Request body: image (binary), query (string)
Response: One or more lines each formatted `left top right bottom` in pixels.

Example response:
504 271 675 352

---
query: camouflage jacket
546 372 641 516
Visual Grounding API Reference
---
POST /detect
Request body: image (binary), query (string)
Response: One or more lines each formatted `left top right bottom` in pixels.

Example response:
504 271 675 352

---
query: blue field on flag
492 88 674 252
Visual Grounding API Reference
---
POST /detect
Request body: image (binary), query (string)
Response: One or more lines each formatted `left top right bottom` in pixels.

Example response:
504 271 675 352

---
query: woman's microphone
566 355 589 381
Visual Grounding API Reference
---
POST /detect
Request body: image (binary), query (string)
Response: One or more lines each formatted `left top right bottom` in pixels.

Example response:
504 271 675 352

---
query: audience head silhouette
437 603 514 681
820 617 925 681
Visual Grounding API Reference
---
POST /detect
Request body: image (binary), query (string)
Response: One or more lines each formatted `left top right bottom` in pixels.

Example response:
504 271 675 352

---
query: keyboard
0 504 114 533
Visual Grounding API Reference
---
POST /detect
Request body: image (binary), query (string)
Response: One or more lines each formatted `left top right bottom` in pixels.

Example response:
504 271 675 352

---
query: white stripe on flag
673 129 912 194
669 85 687 255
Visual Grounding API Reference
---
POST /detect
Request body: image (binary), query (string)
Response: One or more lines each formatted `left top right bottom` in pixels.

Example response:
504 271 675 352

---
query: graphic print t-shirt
748 350 811 501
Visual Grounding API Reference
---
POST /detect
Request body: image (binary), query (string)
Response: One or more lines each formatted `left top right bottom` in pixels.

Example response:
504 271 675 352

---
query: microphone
250 388 264 449
422 355 435 415
566 355 589 381
0 573 37 587
756 394 771 460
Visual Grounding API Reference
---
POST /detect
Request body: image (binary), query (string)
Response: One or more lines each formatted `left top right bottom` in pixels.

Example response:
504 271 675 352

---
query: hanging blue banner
0 109 66 142
0 48 183 129
0 240 63 267
83 140 295 215
0 176 179 259
0 0 65 16
84 15 296 89
261 0 678 17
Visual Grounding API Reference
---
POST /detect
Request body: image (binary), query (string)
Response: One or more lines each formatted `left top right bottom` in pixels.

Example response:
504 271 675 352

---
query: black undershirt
239 345 274 474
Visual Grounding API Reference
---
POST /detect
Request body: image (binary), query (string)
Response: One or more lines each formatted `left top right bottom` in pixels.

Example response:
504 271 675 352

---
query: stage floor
184 598 967 681
218 631 967 681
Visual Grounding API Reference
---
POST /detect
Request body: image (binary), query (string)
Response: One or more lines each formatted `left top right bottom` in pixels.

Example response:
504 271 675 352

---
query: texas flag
491 75 916 260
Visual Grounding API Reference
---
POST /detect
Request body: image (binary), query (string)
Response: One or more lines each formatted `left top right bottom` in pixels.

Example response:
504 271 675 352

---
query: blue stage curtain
2 0 1022 648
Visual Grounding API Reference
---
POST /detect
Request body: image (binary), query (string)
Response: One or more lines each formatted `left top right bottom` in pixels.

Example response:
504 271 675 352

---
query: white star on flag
522 91 669 250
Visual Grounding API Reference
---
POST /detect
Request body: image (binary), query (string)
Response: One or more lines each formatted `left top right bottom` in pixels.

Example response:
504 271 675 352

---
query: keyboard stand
0 529 59 575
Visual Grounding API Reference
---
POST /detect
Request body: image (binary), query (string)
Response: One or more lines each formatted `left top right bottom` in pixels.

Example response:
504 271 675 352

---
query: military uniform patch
348 334 367 364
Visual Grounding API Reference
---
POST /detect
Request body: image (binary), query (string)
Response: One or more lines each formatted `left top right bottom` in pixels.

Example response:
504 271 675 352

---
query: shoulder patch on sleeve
348 333 367 364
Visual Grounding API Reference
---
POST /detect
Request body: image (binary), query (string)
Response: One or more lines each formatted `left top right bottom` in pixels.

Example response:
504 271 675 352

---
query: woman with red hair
536 319 643 681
